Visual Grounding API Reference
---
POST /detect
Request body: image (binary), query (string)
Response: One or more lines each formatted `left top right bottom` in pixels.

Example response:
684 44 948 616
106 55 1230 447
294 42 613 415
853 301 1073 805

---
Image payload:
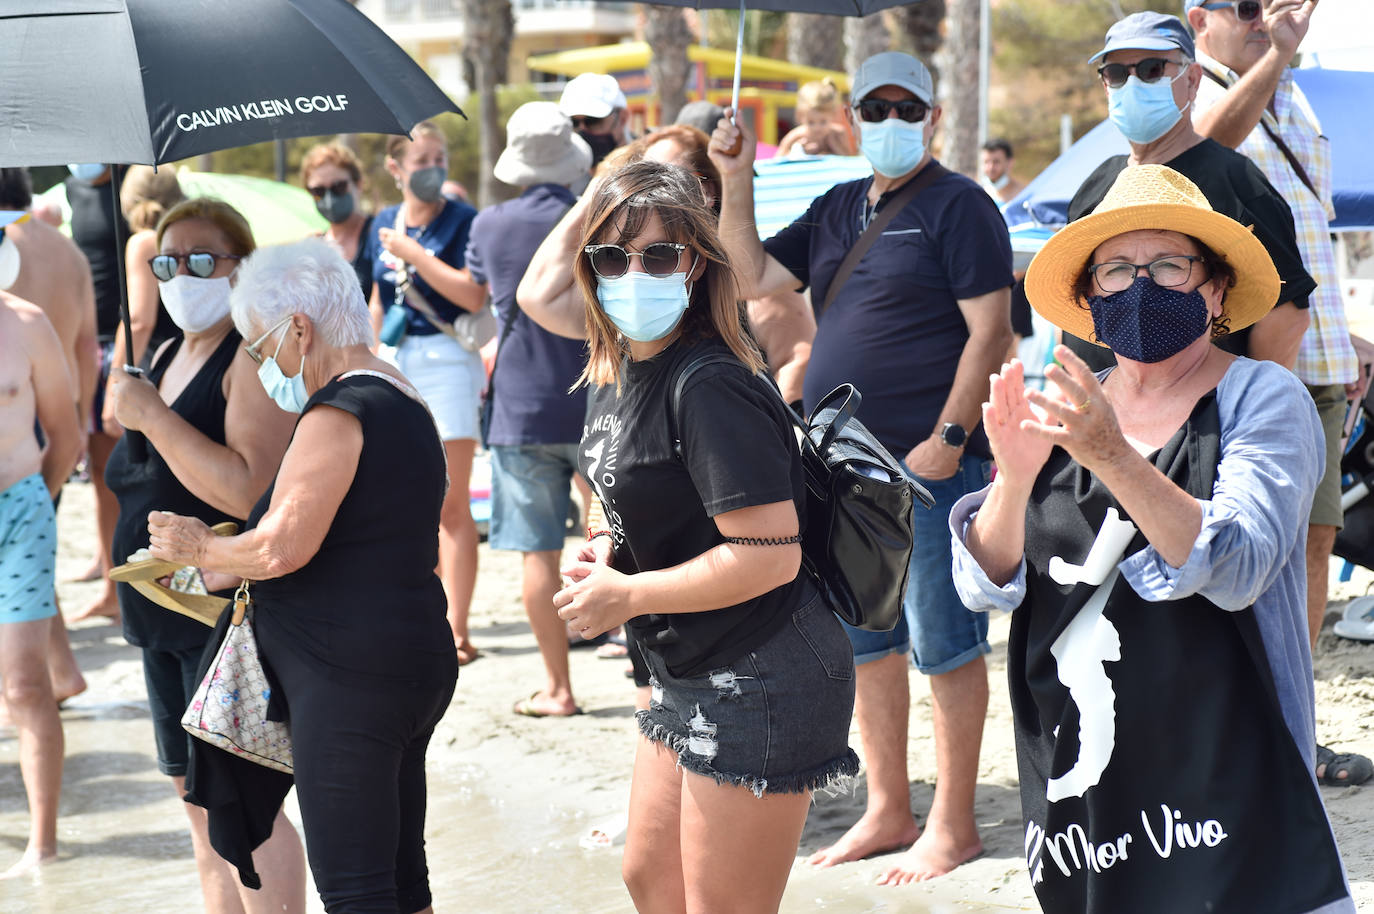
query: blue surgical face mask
595 259 696 343
1107 72 1189 145
1088 275 1210 363
67 163 107 183
858 119 926 178
256 320 310 413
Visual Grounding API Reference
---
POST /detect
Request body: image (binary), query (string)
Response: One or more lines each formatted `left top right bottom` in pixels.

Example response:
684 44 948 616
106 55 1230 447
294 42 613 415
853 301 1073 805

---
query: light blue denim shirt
950 357 1323 768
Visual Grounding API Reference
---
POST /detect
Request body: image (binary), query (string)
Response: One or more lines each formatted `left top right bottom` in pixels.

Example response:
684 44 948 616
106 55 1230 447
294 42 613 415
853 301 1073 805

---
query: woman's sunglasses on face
306 179 351 199
1097 57 1184 89
1200 0 1262 22
148 252 243 282
583 242 688 280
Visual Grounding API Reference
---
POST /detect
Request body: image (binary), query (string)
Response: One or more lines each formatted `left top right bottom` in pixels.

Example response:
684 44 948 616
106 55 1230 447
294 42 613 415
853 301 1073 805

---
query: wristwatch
939 422 967 449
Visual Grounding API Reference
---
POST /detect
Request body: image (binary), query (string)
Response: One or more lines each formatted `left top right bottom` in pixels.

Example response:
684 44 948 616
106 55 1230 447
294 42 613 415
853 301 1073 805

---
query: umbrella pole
722 0 746 156
108 164 148 462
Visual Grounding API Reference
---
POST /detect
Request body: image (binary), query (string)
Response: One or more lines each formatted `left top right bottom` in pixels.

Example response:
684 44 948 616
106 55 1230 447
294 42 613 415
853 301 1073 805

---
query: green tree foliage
989 0 1178 182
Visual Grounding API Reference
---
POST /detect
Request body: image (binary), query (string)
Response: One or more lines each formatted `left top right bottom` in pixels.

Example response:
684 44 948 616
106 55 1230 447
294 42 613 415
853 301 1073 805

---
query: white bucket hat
493 102 594 188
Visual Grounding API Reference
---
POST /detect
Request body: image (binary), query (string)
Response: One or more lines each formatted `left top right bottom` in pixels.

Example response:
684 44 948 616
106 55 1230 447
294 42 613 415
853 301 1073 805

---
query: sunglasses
1200 0 1262 22
1089 255 1204 294
1097 57 1185 88
149 251 243 282
570 114 609 131
853 98 929 124
306 179 351 199
583 242 688 279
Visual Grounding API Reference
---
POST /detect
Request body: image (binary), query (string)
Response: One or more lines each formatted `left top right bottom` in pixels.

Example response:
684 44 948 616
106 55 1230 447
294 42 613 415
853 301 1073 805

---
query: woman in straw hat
951 165 1352 913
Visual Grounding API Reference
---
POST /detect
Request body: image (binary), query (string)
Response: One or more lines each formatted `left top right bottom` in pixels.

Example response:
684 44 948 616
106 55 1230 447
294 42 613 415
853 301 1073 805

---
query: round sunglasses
149 251 243 282
583 242 688 279
1097 57 1185 89
1200 0 1261 22
853 98 929 124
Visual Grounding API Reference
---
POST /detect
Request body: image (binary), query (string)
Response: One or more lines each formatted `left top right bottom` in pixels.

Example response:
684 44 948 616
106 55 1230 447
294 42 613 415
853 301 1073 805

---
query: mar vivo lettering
1024 804 1227 884
175 94 350 132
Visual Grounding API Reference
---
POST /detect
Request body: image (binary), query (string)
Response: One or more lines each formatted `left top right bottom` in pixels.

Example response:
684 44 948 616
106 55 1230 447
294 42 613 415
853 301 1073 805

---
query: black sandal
1315 744 1373 786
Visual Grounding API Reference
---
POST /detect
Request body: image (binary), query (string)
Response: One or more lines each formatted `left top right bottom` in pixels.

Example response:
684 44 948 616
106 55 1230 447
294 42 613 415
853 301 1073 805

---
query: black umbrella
1 0 462 458
616 0 918 152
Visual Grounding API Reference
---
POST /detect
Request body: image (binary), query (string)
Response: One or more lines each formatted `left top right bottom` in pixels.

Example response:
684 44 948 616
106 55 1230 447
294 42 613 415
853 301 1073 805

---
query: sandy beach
2 477 1372 913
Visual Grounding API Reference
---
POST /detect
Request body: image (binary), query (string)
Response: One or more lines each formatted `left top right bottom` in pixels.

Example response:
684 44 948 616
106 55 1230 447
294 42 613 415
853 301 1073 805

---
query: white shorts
380 332 484 442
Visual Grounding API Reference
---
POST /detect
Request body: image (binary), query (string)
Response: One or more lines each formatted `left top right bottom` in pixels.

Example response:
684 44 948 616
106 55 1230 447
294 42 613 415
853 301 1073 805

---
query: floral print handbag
180 581 294 773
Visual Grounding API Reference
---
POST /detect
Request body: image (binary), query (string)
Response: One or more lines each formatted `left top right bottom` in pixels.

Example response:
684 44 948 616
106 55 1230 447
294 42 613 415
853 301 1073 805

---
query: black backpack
672 354 932 632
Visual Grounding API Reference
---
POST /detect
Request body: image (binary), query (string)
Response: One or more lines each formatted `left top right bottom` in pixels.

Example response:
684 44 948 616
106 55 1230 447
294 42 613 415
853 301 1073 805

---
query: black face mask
576 129 620 168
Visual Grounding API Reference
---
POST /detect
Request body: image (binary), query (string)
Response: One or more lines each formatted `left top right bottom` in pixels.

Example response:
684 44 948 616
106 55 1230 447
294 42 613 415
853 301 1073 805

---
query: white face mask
159 273 233 333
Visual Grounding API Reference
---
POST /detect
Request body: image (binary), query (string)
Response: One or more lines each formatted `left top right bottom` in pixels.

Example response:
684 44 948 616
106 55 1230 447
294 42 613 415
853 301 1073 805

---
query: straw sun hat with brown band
1024 164 1279 347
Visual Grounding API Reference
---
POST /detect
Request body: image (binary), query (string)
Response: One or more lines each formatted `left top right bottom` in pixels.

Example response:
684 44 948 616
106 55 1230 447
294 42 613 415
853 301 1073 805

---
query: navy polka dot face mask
1088 276 1210 363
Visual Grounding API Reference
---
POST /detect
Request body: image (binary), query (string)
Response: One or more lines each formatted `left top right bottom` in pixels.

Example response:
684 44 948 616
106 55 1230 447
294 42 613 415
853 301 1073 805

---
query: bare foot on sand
875 825 983 885
1 846 58 879
455 640 481 666
71 587 120 624
806 811 921 868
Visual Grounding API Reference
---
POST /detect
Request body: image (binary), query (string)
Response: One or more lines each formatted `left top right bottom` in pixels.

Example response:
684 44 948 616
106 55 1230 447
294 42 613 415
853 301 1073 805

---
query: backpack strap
671 353 745 460
819 161 949 317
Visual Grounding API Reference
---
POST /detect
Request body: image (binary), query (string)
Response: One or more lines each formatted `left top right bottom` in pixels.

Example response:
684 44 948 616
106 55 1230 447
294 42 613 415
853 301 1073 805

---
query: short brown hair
386 120 446 161
155 198 256 257
300 142 363 186
573 160 764 389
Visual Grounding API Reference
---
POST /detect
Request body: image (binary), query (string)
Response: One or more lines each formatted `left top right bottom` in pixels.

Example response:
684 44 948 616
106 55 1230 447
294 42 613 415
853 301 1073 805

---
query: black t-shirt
1064 139 1315 370
67 170 129 341
248 374 454 684
579 336 810 678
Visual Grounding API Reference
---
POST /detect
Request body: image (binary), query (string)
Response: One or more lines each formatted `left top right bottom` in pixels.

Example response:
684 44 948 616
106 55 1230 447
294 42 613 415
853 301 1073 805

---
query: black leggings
270 657 454 914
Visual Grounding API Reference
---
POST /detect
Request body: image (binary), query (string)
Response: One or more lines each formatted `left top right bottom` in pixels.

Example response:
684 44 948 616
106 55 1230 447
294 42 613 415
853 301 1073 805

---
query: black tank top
105 330 242 650
248 374 454 684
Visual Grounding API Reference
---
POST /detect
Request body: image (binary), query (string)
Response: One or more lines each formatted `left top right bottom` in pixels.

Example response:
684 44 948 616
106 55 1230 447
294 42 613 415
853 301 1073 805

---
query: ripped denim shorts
637 591 860 797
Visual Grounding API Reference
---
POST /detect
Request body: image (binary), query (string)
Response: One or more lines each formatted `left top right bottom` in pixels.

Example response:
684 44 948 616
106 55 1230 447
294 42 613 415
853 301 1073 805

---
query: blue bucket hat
1090 11 1196 63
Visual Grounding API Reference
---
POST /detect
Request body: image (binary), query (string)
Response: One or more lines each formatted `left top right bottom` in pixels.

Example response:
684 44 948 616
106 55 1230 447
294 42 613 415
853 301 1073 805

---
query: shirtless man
2 169 96 705
0 287 83 877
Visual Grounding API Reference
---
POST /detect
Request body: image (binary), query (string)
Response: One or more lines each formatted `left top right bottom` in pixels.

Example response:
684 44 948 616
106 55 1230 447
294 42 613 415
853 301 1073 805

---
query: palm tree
461 0 514 206
786 13 844 73
845 12 891 76
645 6 694 126
939 0 980 177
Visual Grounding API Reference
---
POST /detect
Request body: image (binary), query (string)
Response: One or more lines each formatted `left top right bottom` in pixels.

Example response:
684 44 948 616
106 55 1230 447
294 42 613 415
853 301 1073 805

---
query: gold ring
1075 399 1091 412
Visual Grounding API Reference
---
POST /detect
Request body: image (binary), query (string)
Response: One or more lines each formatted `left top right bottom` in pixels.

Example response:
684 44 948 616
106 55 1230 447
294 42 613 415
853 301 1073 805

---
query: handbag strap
392 205 461 341
1199 68 1319 200
819 161 948 317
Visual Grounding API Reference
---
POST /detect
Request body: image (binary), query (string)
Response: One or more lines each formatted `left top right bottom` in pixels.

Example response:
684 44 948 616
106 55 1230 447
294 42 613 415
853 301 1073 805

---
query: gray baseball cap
851 52 934 106
1090 11 1195 63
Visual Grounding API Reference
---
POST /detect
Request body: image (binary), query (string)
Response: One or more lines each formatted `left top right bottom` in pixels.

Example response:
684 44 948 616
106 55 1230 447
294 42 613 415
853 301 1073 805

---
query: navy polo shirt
763 162 1013 458
368 198 478 336
465 184 587 446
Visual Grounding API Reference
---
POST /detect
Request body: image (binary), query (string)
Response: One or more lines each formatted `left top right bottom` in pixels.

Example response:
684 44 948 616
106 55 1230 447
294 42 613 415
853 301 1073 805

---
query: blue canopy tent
1003 68 1374 234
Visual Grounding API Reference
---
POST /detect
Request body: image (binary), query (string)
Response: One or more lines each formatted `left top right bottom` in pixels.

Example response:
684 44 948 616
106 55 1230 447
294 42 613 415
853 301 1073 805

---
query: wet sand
2 479 1372 912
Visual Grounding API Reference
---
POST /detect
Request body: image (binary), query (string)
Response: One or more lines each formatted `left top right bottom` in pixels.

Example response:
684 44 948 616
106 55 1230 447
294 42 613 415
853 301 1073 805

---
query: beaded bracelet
722 534 803 546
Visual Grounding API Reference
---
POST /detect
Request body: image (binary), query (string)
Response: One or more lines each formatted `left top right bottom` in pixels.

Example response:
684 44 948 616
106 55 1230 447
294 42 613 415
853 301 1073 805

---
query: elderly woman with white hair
147 236 458 914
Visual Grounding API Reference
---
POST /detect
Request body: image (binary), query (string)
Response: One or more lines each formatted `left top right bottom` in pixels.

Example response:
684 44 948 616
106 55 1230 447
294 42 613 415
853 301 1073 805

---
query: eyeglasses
1089 255 1204 293
305 179 351 199
243 314 293 365
570 114 609 130
583 242 688 279
1200 1 1262 22
148 251 243 282
1097 57 1184 89
853 98 929 124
